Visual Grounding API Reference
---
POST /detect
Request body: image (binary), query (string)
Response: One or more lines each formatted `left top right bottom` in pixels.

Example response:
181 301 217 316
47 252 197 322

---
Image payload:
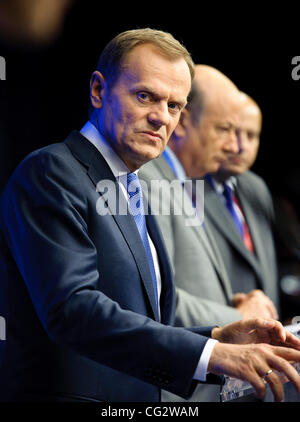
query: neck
213 170 233 184
168 140 205 179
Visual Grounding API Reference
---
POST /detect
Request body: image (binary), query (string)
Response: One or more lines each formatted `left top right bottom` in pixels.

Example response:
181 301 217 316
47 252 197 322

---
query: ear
90 71 106 109
173 108 190 139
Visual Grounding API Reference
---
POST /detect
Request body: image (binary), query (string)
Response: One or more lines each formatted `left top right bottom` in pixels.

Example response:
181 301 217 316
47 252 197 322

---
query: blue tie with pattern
126 172 159 311
223 183 244 237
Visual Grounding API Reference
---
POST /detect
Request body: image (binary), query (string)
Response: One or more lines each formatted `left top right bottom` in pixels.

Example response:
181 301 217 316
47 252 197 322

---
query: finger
269 353 300 395
269 321 286 343
277 331 300 349
275 345 300 361
263 298 279 320
255 320 286 343
261 370 284 402
241 317 278 333
250 291 279 320
248 289 263 297
246 371 267 400
245 319 287 345
265 303 278 320
248 290 278 317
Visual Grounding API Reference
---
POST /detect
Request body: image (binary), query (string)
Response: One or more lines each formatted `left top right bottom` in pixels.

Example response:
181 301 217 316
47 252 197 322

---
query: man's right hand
233 289 278 320
208 341 300 402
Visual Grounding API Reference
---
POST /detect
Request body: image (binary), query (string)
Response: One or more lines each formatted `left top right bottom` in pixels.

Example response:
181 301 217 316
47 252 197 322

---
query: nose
147 102 170 127
223 128 242 154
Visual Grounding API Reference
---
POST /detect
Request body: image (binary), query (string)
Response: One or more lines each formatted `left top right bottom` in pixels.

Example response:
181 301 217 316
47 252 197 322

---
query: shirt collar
80 121 137 180
162 146 187 182
208 174 237 195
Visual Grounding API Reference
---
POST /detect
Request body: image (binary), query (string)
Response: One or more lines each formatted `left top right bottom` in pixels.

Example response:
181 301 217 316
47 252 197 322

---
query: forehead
204 91 242 123
117 43 192 98
239 105 261 131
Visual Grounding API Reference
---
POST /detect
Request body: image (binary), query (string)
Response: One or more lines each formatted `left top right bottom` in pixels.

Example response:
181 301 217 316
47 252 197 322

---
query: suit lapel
146 210 175 325
201 220 234 301
65 131 161 321
204 180 263 284
235 177 267 287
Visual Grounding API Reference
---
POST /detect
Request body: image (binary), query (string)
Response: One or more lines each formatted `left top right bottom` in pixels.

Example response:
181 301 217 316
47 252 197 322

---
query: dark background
1 4 300 208
0 2 300 323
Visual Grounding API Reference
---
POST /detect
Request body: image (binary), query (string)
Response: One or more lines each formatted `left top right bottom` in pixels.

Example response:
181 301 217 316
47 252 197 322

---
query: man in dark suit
0 29 300 403
205 93 279 313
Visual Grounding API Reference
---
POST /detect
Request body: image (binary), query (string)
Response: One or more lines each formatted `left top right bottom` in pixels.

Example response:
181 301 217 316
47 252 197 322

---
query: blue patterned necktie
223 183 244 237
126 172 159 311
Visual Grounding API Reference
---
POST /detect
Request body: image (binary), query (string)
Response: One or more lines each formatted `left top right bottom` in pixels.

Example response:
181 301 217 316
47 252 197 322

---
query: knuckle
255 343 269 353
253 316 263 325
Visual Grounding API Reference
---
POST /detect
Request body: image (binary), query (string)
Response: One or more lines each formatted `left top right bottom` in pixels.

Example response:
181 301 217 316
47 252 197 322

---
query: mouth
140 131 163 141
216 157 226 164
228 157 243 165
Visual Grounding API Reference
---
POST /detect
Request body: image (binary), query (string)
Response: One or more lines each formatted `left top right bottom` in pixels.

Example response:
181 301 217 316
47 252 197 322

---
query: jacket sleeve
175 287 242 327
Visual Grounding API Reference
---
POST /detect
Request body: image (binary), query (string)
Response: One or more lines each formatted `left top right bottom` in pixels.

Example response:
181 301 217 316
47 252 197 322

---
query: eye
137 92 151 102
168 102 183 114
217 126 230 132
247 131 258 141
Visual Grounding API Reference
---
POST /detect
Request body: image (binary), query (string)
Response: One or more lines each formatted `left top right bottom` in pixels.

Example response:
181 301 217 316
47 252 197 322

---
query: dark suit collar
64 130 116 185
64 130 172 322
235 174 271 283
204 179 264 287
146 211 175 324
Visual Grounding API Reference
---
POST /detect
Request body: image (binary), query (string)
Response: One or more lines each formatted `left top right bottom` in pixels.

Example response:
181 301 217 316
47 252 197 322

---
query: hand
208 342 300 402
212 318 300 349
233 289 278 320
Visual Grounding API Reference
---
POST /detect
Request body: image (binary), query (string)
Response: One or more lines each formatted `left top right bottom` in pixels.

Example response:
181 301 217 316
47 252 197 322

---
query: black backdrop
1 3 300 211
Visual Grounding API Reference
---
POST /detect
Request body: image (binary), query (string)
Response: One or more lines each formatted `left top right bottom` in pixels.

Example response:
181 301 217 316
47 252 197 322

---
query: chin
135 152 159 169
143 145 163 161
224 166 244 175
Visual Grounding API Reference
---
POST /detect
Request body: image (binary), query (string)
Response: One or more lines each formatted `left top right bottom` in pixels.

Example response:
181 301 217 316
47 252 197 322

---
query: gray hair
96 28 194 89
186 81 205 125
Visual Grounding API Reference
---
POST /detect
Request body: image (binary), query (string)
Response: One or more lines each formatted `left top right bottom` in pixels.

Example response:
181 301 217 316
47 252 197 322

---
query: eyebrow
216 121 235 128
132 85 187 108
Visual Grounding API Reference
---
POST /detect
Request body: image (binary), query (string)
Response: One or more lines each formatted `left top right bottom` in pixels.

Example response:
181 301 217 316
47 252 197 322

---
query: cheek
247 149 258 165
114 112 137 146
214 138 225 152
169 115 181 134
101 99 126 142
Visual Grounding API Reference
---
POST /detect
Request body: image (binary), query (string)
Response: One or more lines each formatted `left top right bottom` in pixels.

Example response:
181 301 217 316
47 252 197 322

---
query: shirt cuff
193 338 219 382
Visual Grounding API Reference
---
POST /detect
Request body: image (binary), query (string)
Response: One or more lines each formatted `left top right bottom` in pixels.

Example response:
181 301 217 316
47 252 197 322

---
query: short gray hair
96 28 194 89
186 81 205 125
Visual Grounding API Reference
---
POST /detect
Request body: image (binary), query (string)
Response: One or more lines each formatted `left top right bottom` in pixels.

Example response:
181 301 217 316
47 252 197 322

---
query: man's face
219 103 261 175
94 43 191 171
186 91 242 178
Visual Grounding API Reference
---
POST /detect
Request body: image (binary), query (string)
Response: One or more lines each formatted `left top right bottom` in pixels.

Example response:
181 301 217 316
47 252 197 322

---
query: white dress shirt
80 122 217 382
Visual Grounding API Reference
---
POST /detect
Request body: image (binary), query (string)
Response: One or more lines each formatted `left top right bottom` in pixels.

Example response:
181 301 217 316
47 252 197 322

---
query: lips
140 131 163 141
229 157 242 165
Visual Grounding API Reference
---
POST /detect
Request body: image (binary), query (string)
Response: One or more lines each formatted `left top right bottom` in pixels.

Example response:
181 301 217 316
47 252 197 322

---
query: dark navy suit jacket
0 131 218 402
